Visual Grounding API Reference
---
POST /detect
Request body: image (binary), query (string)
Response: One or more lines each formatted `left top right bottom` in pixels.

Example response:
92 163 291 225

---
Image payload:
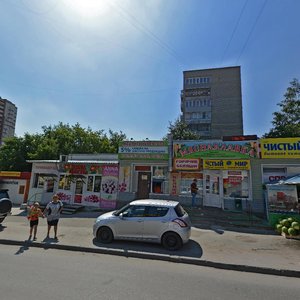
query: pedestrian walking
190 178 198 207
44 194 63 240
27 202 44 241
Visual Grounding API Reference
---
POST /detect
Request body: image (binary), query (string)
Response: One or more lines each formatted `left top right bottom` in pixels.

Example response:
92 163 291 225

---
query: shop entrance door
74 179 84 204
203 171 222 208
137 172 151 199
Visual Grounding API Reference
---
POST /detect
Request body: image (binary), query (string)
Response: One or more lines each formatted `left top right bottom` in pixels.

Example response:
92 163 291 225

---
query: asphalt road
0 245 299 300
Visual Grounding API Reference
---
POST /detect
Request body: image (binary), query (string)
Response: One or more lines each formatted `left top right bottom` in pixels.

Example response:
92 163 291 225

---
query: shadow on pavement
92 238 203 259
0 224 7 232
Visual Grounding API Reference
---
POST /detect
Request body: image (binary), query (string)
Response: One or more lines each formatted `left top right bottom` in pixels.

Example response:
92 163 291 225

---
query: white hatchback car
93 199 191 250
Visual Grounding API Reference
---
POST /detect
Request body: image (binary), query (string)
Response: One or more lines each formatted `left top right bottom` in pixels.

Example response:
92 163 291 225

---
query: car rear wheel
162 232 182 250
0 217 5 224
97 226 114 243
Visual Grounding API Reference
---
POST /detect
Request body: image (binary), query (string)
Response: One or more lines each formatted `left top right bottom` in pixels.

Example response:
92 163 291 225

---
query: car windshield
174 204 186 217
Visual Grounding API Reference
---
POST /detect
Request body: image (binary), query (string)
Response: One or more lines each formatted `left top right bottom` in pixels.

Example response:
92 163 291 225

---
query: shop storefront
0 171 31 205
118 140 169 205
171 139 257 209
260 137 300 224
27 154 119 210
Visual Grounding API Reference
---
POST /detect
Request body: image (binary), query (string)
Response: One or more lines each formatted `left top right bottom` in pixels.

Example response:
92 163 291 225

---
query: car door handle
137 219 143 222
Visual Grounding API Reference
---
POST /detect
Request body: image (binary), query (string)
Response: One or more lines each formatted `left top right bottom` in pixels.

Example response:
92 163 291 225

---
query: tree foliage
0 122 127 171
165 117 201 140
264 78 300 138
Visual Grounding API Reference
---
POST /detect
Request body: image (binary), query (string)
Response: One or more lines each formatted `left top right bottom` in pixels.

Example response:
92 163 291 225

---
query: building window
58 175 71 190
19 185 25 194
152 166 168 194
33 174 45 188
87 175 102 193
223 171 249 198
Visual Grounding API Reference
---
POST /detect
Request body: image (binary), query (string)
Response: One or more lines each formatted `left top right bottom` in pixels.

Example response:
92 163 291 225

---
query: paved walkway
0 208 299 278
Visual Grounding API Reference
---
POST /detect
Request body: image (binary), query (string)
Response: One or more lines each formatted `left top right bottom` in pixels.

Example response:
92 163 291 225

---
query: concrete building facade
181 66 243 139
0 97 17 144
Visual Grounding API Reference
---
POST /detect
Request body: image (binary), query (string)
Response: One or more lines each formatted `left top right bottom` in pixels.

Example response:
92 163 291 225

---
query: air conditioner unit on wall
59 155 68 163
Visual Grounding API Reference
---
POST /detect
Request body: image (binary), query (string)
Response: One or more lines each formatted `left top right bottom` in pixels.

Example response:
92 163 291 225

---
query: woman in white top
44 194 63 240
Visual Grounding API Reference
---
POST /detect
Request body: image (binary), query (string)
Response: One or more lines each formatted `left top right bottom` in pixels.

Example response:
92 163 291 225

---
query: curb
1 238 300 278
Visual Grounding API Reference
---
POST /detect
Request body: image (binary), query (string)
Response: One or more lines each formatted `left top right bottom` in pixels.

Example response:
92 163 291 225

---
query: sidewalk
0 208 300 278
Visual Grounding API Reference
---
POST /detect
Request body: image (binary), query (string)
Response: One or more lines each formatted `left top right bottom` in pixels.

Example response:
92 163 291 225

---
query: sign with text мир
203 159 250 170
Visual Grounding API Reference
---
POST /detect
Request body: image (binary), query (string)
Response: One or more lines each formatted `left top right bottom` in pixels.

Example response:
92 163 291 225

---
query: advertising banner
170 172 180 195
173 140 258 159
174 158 201 171
119 140 168 160
267 184 298 212
100 164 119 210
203 159 250 170
260 138 300 159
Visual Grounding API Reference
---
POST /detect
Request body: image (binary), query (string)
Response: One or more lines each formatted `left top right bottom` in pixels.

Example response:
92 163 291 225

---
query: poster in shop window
100 164 119 210
267 184 298 212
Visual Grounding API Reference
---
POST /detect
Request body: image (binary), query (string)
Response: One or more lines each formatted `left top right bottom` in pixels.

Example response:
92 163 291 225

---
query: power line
106 0 185 66
221 0 248 64
236 0 268 63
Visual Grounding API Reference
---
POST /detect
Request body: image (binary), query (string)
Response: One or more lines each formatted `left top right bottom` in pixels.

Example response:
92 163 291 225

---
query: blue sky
1 0 299 140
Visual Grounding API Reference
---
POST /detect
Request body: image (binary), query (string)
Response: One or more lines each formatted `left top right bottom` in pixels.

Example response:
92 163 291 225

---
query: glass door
203 171 223 208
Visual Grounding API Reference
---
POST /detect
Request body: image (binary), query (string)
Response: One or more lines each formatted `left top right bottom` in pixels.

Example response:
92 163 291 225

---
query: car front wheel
97 226 114 244
162 232 182 250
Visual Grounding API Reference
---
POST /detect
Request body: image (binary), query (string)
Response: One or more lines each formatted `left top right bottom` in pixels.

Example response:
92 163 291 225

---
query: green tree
0 123 127 171
164 117 201 140
107 129 127 153
0 133 42 171
264 78 300 138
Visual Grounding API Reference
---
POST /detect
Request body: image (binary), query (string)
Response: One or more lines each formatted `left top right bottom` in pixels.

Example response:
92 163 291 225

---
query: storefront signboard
0 171 21 177
64 164 103 174
119 141 168 160
174 158 201 171
260 138 300 159
203 159 250 170
173 140 258 159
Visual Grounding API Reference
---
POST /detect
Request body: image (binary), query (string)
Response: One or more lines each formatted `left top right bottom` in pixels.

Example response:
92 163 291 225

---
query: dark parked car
0 189 12 224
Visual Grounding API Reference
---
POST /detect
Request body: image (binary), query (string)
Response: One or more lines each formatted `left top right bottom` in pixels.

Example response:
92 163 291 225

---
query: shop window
86 175 102 193
223 174 249 198
152 166 168 194
212 176 219 195
75 180 83 194
180 177 203 197
33 174 45 188
46 179 54 192
87 176 94 192
94 176 102 192
152 181 162 193
19 185 25 194
64 177 71 190
205 175 210 193
58 175 71 190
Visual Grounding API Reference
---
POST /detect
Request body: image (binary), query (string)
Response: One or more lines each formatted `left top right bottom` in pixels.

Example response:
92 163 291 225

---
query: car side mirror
120 212 128 219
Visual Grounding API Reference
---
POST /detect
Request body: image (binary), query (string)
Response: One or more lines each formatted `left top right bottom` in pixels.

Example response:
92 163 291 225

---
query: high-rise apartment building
0 97 17 144
181 66 243 139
